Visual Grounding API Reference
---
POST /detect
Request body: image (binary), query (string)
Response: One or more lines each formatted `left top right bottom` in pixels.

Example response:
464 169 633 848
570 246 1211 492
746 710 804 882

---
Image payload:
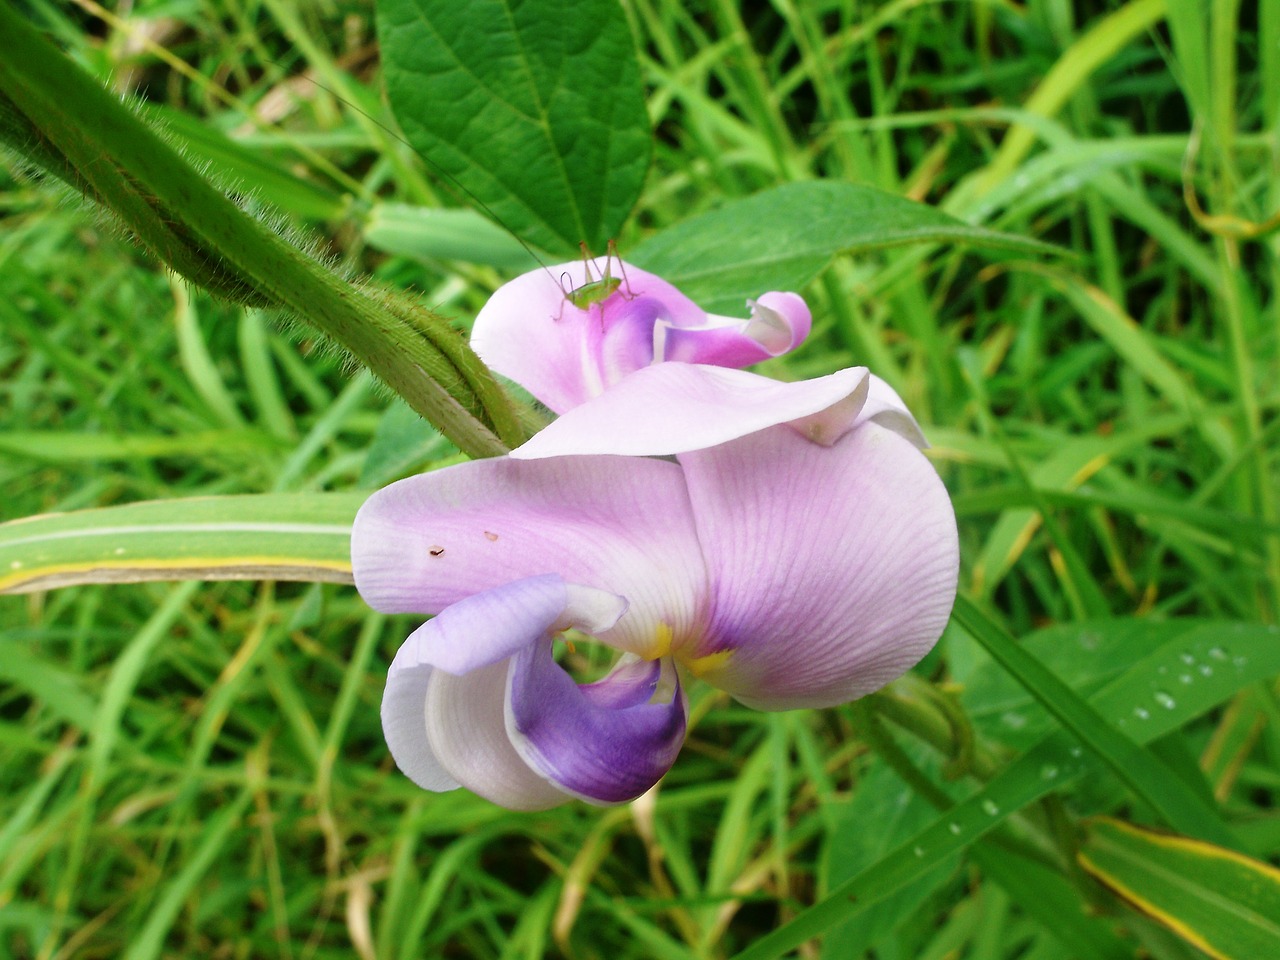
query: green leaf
730 620 1280 960
629 181 1063 315
377 0 651 255
359 398 459 489
961 619 1197 749
1079 817 1280 960
0 494 362 594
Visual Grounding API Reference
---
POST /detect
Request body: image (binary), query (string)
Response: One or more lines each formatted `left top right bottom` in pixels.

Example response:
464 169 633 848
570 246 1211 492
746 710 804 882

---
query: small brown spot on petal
429 546 445 557
484 531 499 542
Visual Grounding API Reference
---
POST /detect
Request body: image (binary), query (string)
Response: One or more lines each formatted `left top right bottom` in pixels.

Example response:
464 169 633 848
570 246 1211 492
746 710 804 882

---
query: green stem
0 7 523 460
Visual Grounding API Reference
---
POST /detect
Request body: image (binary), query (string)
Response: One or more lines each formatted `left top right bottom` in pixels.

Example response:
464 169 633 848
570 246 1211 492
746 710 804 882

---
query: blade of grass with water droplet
952 596 1239 848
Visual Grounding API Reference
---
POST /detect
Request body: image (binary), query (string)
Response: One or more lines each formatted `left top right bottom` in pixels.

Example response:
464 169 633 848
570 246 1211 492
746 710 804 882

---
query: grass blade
0 493 362 594
952 596 1238 848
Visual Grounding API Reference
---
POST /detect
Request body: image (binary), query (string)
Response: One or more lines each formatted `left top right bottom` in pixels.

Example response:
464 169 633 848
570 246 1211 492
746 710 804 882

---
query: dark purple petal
678 422 959 710
579 656 666 709
506 639 687 804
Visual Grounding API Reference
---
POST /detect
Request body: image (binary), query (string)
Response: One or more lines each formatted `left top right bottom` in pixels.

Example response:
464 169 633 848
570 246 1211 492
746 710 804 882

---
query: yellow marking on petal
645 622 674 660
683 649 733 678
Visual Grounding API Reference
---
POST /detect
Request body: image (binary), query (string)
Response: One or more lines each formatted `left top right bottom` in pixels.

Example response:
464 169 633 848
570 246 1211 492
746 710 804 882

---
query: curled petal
426 662 570 810
390 575 627 677
661 292 811 368
856 375 929 449
380 659 458 793
511 363 869 460
506 639 687 804
378 575 590 797
352 456 706 658
379 578 630 804
679 422 958 710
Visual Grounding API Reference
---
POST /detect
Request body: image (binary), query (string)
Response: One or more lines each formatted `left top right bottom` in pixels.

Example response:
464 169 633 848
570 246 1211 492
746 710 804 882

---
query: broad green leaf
629 181 1063 315
731 620 1280 960
1079 817 1280 960
961 619 1198 749
0 430 272 461
377 0 651 255
0 494 362 594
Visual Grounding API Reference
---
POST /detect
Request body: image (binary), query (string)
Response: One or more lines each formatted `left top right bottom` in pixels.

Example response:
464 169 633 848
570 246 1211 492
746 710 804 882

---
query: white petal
426 661 570 810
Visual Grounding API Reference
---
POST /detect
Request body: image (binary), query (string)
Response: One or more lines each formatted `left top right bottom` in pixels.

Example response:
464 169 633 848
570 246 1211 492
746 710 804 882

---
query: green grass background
2 1 1278 958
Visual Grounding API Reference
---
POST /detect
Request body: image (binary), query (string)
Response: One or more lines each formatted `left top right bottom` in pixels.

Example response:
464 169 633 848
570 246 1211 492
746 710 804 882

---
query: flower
470 256 811 413
352 364 958 809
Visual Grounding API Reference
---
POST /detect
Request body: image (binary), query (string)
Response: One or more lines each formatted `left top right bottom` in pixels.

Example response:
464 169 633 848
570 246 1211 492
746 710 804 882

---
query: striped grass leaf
0 493 361 594
1079 817 1280 960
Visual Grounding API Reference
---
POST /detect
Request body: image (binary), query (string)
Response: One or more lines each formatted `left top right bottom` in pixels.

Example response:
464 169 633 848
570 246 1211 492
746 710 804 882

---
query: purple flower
470 256 811 413
353 364 958 809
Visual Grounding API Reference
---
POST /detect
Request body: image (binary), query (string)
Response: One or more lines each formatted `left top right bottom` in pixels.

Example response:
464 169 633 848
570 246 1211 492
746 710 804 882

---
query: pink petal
471 258 702 412
678 421 959 710
511 363 869 459
351 456 707 658
661 292 812 367
858 375 929 448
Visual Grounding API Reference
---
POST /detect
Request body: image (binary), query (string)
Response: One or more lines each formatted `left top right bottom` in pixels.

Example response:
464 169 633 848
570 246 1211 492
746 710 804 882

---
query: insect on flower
557 240 635 321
